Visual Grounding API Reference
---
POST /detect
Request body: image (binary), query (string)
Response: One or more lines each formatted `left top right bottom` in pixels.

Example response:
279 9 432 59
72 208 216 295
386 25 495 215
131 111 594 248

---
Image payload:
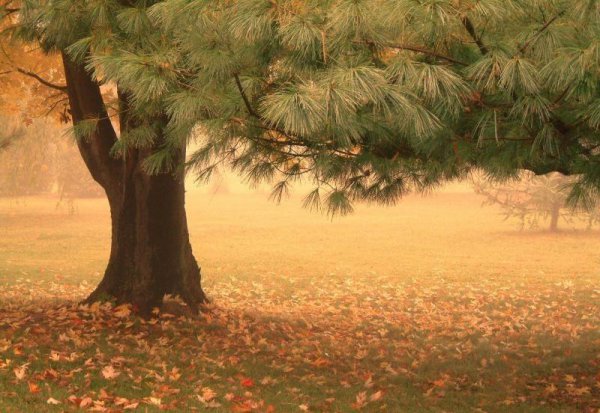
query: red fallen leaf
70 318 84 326
265 404 276 413
240 377 254 388
28 381 41 394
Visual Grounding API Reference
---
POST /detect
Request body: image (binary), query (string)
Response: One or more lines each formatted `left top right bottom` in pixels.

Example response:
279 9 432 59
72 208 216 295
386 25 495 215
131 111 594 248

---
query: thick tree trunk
61 55 206 315
87 148 207 314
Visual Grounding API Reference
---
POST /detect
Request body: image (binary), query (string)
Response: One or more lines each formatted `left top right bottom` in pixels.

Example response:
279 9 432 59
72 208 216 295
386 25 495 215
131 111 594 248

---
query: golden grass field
0 188 598 412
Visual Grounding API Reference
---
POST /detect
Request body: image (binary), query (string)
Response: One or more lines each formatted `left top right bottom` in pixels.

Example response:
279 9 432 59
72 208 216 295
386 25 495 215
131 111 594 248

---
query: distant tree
0 133 13 152
0 118 54 196
473 173 599 232
53 136 104 199
0 119 21 152
0 118 101 199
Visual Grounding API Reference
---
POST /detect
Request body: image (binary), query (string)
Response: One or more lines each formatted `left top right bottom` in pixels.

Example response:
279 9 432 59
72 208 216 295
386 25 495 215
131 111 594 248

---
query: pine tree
1 0 599 312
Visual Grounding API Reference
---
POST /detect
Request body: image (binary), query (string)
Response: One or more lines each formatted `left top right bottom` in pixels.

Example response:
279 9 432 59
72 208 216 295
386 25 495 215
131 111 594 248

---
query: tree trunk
549 205 560 232
61 55 206 315
87 147 207 314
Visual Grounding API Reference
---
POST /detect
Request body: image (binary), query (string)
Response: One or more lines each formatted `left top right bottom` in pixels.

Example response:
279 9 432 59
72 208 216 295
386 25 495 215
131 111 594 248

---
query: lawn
0 190 598 412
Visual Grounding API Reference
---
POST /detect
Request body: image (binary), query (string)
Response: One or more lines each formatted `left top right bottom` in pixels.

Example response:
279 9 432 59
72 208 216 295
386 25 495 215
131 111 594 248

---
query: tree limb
460 16 488 55
518 11 565 54
233 73 259 118
381 43 469 66
61 52 122 196
16 67 67 91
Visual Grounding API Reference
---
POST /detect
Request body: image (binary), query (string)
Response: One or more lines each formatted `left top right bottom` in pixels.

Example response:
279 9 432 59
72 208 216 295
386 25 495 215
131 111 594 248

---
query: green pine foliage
6 0 600 214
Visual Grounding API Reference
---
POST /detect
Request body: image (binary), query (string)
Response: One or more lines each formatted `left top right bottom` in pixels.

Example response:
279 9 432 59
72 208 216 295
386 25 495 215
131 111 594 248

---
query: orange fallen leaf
28 381 40 394
200 387 216 402
370 390 384 402
113 304 132 318
79 397 93 408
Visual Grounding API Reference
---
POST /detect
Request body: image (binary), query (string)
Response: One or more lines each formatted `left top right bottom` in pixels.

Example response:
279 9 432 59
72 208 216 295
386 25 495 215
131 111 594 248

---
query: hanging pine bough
3 0 600 311
90 0 598 212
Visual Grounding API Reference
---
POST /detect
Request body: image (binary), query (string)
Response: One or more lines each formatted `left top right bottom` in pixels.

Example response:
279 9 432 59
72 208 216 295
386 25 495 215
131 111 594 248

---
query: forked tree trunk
61 55 206 315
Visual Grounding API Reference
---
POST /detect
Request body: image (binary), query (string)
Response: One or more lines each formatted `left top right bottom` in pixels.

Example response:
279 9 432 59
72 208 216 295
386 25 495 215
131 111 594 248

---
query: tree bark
61 54 206 315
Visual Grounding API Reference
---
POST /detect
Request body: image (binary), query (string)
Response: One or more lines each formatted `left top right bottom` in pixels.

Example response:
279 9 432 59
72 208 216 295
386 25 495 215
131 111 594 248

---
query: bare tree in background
472 172 600 232
0 117 102 200
0 119 21 152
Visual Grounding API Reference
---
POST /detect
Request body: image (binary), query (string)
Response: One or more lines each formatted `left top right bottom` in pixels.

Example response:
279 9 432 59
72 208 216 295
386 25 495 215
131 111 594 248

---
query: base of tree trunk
83 146 208 316
84 256 208 317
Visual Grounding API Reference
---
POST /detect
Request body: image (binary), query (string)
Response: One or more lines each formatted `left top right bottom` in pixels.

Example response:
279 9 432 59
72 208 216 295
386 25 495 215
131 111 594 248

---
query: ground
0 191 598 412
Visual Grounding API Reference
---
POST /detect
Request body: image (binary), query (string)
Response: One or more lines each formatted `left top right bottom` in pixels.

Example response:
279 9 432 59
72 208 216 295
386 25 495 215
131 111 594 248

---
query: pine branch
460 16 488 55
552 79 576 105
381 43 468 66
518 11 565 55
233 74 259 118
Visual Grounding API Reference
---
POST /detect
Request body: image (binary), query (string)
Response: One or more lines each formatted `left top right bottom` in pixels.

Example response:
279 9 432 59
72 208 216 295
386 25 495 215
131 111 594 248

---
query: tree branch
61 52 122 196
518 11 565 54
379 43 468 66
233 73 259 118
16 67 67 91
460 16 488 55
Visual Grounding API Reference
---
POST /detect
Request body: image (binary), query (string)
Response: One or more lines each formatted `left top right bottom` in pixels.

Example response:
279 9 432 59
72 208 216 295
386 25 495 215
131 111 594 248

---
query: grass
0 190 598 412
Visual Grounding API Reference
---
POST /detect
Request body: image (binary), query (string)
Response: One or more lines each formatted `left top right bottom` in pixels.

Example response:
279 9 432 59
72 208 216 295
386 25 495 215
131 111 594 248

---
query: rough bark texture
61 54 206 315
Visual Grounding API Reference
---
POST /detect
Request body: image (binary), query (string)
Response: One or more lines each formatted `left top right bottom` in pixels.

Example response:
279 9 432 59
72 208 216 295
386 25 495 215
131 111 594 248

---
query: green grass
0 192 598 412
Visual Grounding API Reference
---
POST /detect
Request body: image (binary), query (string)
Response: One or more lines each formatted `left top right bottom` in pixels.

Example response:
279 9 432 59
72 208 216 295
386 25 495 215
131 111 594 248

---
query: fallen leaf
370 390 384 402
240 377 254 388
101 365 120 380
28 381 40 394
46 397 61 405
